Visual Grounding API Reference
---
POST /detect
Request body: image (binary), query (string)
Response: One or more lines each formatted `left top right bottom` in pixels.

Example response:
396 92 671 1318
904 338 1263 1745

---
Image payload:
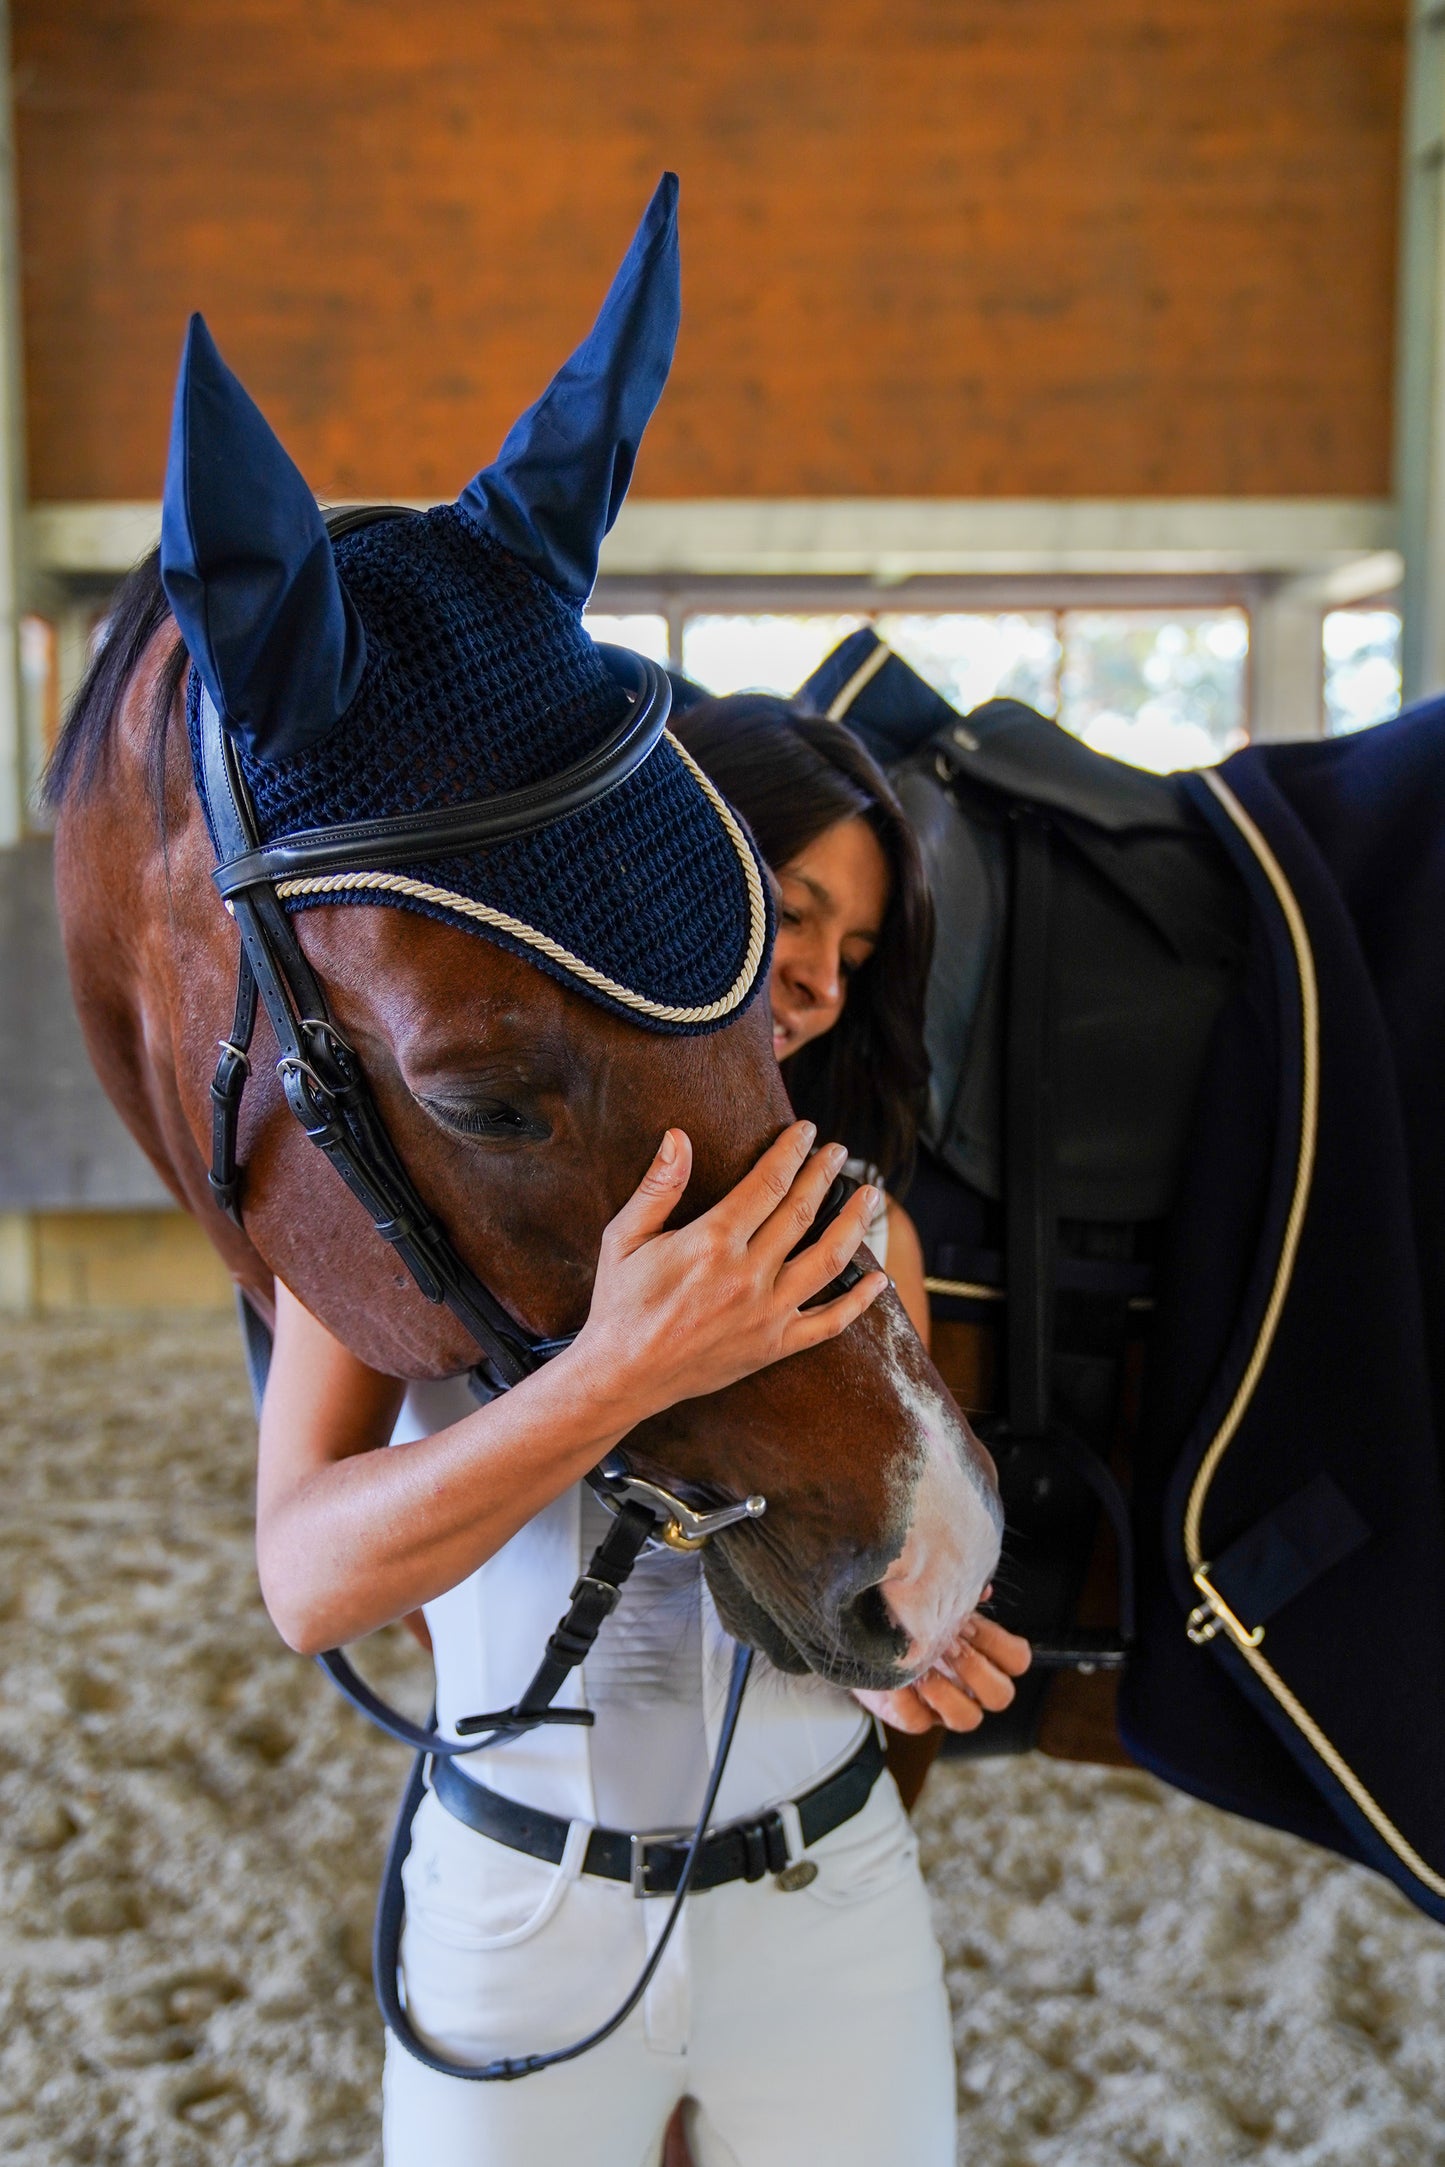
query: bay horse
47 185 1002 1734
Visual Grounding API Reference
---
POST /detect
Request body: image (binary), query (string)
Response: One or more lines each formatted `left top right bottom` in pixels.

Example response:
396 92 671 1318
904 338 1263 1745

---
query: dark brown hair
674 693 933 1186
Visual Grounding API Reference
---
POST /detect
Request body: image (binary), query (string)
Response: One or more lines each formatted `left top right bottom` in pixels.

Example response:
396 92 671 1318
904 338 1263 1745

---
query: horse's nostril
843 1582 903 1652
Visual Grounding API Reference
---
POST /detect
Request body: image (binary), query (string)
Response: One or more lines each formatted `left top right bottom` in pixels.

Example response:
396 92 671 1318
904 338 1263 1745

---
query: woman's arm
257 1284 641 1655
885 1199 930 1348
257 1122 886 1657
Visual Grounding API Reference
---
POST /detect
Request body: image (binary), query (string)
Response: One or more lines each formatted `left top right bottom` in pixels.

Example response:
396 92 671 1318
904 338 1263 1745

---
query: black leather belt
431 1723 885 1896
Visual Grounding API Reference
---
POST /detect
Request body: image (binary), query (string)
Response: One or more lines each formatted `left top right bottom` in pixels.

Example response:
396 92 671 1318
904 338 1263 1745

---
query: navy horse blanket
1123 700 1445 1922
802 627 1445 1920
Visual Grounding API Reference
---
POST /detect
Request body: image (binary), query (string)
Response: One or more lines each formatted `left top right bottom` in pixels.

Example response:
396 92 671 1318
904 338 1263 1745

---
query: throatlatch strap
993 813 1137 1672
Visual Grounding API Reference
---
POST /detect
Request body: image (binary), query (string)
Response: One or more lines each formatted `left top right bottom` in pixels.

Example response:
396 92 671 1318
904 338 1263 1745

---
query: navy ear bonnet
162 176 772 1036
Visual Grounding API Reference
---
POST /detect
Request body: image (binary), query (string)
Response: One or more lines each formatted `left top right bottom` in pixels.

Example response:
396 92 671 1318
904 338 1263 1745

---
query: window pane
1060 610 1249 773
875 612 1060 717
1323 608 1401 736
582 611 670 665
681 614 866 697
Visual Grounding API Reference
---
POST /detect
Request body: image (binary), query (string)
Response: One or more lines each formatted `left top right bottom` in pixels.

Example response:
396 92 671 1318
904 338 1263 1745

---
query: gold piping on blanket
825 640 890 722
925 1276 1154 1314
924 1275 1005 1302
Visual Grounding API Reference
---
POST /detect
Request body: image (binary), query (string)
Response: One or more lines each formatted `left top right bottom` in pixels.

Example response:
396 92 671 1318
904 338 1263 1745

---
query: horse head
53 176 1001 1691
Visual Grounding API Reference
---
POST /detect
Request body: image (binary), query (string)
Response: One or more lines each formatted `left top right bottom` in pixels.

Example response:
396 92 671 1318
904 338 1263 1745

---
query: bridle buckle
593 1461 767 1552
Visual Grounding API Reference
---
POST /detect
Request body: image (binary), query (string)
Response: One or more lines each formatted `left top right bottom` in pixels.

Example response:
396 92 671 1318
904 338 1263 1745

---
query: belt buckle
630 1828 688 1899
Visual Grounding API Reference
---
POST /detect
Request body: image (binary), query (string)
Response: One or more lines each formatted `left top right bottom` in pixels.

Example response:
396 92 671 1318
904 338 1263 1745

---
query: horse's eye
422 1098 547 1143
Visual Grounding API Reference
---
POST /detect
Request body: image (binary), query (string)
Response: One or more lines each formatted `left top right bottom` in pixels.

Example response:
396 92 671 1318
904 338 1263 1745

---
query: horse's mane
44 547 187 818
44 506 409 820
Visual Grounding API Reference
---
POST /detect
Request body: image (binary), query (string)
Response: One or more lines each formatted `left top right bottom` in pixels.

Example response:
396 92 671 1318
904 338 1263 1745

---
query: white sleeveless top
393 1179 887 1833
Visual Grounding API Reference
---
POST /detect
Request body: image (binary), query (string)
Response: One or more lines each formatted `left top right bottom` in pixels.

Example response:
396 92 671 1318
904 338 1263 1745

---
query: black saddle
800 630 1249 1750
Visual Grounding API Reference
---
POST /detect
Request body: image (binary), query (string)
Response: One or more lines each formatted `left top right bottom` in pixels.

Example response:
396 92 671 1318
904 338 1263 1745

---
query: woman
257 685 1028 2165
672 692 934 1342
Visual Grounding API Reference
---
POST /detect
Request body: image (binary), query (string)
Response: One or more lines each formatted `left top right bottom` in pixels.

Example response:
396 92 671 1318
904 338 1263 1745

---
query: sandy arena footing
1 1315 1442 2166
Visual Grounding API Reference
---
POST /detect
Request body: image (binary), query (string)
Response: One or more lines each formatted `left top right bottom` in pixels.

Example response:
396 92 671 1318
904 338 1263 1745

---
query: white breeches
381 1770 956 2167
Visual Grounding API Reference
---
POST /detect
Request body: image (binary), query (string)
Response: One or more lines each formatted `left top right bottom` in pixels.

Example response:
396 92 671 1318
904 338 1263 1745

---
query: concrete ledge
600 498 1400 578
30 497 1401 583
0 839 176 1209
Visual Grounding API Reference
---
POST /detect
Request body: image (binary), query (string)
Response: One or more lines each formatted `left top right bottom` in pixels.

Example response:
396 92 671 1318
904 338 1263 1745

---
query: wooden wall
13 0 1405 504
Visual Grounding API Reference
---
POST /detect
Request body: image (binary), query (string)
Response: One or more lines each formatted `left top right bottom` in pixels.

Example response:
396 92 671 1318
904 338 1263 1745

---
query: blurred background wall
15 0 1404 500
0 0 1430 1308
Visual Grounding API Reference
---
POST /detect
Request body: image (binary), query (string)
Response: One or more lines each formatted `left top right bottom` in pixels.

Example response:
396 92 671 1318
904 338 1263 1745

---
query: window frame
590 573 1264 756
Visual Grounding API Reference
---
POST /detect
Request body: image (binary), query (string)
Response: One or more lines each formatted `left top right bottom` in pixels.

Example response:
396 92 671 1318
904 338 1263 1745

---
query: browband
210 645 671 897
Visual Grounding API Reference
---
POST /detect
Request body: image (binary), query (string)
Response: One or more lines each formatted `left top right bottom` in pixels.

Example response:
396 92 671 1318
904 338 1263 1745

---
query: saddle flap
803 634 1249 1224
902 755 1245 1222
943 696 1198 837
800 629 1199 838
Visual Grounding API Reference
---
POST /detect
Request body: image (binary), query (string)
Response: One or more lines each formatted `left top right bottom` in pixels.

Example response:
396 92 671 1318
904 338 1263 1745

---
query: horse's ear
458 172 680 605
159 314 366 761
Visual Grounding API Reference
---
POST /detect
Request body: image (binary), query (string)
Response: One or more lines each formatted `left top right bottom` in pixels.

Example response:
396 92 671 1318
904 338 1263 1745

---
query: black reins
376 1644 758 2084
341 1477 759 2082
197 621 862 2080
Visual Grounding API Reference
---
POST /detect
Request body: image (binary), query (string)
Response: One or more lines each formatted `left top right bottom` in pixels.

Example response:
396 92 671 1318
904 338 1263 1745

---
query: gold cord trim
1184 772 1320 1565
1184 769 1445 1901
825 640 890 721
274 733 768 1028
924 1276 1153 1313
1233 1638 1445 1897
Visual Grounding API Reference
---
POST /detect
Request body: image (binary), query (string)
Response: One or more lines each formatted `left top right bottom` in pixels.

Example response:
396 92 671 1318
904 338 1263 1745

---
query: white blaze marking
877 1314 1002 1675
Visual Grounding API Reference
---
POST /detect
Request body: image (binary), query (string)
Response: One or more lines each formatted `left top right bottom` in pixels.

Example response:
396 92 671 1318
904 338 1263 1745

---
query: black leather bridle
201 634 673 1391
194 585 865 2080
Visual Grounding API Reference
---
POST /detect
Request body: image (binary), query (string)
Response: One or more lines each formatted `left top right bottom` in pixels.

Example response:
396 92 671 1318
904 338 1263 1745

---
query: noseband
196 616 868 2081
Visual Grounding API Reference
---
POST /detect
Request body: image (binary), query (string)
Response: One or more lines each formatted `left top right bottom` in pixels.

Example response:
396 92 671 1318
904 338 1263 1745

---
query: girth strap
991 1423 1137 1668
994 810 1136 1672
1004 808 1056 1438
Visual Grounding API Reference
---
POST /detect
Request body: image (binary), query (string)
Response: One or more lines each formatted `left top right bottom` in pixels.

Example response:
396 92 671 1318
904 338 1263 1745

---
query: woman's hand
564 1120 887 1430
852 1605 1032 1735
256 1121 884 1656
